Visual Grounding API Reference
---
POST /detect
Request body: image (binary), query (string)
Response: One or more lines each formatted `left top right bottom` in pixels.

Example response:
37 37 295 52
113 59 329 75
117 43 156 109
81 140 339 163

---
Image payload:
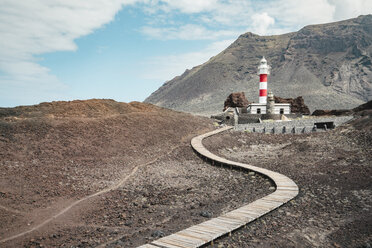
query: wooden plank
137 244 159 248
162 235 200 247
187 226 221 237
216 216 246 226
153 239 190 248
177 231 211 242
224 211 257 221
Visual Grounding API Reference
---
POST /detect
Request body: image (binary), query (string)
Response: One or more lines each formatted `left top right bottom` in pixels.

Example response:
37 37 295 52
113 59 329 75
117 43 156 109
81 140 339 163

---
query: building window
257 108 261 114
280 108 284 114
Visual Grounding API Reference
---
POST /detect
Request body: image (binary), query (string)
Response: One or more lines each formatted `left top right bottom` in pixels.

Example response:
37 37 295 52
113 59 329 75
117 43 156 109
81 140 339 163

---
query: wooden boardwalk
138 126 299 248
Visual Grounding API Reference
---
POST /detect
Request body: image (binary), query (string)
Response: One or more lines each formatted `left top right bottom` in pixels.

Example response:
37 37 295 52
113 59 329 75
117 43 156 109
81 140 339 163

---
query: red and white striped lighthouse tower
258 57 270 104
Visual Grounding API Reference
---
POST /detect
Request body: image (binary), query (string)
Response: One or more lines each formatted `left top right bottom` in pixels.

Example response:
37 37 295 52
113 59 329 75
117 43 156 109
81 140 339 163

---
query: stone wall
234 116 354 134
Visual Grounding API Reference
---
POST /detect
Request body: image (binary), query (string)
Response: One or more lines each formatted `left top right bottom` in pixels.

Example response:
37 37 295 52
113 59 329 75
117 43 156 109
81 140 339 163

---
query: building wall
248 104 290 114
274 105 290 114
250 105 267 114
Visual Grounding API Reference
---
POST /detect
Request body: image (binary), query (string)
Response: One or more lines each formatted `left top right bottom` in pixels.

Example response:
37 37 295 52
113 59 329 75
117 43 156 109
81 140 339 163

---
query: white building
247 103 291 114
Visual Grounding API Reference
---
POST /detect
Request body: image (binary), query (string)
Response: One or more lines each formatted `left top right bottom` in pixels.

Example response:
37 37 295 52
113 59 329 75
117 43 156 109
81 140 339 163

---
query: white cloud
263 0 371 32
141 39 234 81
265 0 335 29
141 0 372 39
141 24 241 40
0 0 137 106
328 0 372 21
251 12 275 35
160 0 219 14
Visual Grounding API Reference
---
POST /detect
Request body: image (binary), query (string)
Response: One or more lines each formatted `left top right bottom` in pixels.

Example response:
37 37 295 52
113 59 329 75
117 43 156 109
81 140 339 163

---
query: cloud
251 12 275 35
141 0 372 39
0 0 136 106
328 0 372 21
264 0 335 29
264 0 371 32
141 0 255 27
141 24 241 40
160 0 219 14
141 39 235 81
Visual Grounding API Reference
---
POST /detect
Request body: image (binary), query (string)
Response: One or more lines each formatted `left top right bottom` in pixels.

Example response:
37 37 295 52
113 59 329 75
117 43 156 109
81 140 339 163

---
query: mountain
145 15 372 116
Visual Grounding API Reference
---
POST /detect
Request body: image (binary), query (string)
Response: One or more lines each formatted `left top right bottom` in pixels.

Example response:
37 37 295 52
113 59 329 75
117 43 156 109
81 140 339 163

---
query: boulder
223 92 250 111
274 96 310 114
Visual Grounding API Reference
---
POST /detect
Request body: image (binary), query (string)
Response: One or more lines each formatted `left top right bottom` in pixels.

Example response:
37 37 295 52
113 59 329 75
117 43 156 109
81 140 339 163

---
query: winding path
138 126 299 248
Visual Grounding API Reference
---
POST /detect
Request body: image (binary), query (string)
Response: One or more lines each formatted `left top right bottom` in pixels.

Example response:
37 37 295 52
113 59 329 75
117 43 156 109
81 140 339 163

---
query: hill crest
0 99 164 118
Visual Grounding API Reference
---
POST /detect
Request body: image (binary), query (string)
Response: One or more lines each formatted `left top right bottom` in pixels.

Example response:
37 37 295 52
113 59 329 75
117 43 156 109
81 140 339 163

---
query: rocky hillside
145 15 372 115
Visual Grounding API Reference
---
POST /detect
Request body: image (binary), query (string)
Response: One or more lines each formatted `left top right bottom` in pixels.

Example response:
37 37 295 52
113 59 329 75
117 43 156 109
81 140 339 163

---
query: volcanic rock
151 230 165 238
312 100 372 116
200 211 213 218
274 96 310 114
312 109 350 116
223 92 250 111
353 100 372 112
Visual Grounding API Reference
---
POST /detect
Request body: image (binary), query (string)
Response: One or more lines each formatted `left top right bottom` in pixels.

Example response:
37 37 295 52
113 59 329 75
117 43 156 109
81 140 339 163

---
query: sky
0 0 371 107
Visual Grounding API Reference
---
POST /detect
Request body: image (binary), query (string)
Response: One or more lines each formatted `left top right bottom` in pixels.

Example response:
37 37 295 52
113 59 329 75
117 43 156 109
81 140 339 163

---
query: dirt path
0 145 181 244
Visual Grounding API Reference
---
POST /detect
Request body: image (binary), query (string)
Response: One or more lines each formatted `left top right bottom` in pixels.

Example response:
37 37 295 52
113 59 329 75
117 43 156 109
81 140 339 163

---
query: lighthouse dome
258 56 270 75
260 56 267 64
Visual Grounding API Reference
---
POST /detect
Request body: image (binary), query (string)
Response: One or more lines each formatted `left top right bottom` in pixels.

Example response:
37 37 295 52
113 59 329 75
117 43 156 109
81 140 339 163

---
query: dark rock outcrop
312 109 350 116
274 96 310 114
353 100 372 112
312 99 372 116
223 92 250 111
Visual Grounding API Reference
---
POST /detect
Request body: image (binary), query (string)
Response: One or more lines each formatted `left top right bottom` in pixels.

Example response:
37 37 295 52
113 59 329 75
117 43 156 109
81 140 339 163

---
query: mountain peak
145 16 372 116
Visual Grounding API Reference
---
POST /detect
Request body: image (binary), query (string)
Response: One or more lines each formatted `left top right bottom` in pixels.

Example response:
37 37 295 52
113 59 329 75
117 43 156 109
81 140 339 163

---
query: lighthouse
258 57 270 104
245 57 290 115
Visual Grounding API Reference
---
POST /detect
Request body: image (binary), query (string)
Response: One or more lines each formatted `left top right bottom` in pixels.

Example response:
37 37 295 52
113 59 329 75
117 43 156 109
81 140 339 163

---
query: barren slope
146 15 372 115
0 99 271 247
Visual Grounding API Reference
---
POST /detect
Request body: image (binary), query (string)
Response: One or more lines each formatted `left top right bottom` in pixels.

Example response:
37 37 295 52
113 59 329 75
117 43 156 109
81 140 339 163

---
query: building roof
248 103 290 106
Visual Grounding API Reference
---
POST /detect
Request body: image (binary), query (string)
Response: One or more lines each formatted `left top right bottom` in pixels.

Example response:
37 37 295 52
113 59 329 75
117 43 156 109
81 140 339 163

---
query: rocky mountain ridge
145 15 372 115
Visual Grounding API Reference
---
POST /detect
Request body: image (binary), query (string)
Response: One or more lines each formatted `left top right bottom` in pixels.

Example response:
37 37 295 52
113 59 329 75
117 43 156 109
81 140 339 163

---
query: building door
257 108 261 114
280 108 284 114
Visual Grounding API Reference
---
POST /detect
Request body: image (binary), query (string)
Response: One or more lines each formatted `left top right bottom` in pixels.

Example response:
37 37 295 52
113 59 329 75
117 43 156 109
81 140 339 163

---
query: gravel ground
1 144 271 248
202 124 372 247
2 100 371 248
0 100 272 248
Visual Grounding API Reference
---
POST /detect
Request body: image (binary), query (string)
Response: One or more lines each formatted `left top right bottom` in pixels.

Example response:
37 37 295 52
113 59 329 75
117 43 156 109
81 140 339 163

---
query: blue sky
1 0 371 107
